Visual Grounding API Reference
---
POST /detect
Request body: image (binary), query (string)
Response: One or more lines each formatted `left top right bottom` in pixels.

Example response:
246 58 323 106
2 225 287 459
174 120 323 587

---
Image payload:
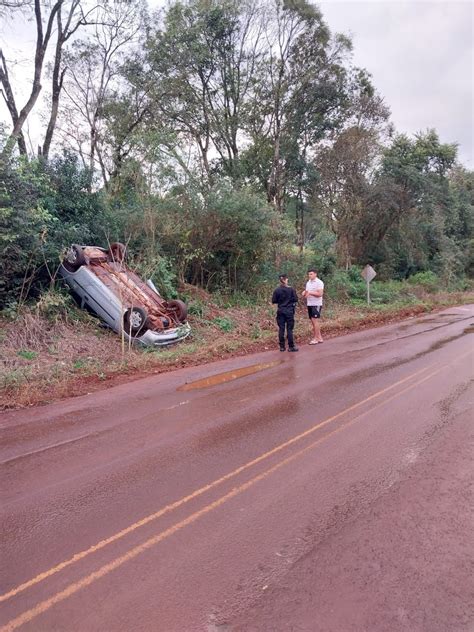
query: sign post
361 265 377 305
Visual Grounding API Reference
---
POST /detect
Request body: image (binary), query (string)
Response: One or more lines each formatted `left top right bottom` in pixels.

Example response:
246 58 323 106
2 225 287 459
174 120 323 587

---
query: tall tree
57 0 144 186
0 0 97 160
1 0 64 158
242 0 353 231
357 130 458 267
41 0 97 158
145 0 264 184
312 72 391 266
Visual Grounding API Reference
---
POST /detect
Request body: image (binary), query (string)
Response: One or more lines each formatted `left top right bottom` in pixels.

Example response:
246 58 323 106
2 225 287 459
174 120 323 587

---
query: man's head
279 273 289 285
307 268 318 281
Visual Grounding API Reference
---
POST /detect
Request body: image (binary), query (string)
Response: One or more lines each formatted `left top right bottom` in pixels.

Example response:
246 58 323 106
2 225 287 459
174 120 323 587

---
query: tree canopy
0 0 472 306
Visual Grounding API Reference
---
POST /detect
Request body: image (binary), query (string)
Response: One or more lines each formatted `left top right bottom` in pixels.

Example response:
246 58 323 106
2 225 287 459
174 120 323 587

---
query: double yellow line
1 353 470 631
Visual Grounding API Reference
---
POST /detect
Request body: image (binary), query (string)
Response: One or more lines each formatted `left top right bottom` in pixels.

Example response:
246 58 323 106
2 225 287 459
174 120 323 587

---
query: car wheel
109 242 127 264
165 299 188 323
63 244 86 272
123 307 148 336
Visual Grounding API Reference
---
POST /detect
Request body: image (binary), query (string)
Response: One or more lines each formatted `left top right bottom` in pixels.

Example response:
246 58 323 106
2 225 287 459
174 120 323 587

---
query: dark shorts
307 305 322 319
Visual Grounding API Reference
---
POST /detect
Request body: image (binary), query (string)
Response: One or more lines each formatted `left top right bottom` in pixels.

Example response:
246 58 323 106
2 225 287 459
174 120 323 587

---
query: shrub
407 271 438 292
0 158 55 306
148 184 289 292
35 288 76 322
132 253 177 299
0 153 110 306
367 280 405 304
326 269 365 302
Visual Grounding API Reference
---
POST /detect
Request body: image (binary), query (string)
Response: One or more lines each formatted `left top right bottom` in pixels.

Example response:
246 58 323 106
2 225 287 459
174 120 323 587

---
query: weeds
36 289 74 322
187 300 206 318
17 350 38 360
156 342 200 362
72 359 86 370
1 282 472 409
212 316 234 332
2 366 33 388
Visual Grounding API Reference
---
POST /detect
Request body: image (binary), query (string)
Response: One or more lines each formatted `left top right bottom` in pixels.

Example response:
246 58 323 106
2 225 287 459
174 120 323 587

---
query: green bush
147 184 288 292
132 253 177 299
407 271 438 292
0 158 54 306
213 291 255 308
325 268 410 305
367 280 404 304
0 153 110 306
304 231 338 277
326 268 365 302
35 288 76 321
186 300 206 318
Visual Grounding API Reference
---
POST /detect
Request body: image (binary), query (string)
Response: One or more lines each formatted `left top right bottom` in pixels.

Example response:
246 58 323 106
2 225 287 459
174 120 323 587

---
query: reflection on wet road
178 360 283 391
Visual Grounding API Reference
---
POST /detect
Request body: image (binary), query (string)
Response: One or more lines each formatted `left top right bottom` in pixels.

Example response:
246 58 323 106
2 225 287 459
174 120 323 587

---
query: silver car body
60 264 191 346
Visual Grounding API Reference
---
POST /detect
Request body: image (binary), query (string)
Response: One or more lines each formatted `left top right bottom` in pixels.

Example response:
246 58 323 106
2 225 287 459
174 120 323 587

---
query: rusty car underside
83 247 180 330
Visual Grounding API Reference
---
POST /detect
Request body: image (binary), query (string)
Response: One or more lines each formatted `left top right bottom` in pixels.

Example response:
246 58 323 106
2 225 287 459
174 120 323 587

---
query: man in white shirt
302 268 324 344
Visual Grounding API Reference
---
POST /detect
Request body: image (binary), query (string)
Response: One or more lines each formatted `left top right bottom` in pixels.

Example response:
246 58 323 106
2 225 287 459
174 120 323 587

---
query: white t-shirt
306 278 324 306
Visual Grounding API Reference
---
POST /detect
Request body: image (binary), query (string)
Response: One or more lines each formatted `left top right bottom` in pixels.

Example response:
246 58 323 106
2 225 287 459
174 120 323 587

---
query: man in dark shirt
272 274 299 352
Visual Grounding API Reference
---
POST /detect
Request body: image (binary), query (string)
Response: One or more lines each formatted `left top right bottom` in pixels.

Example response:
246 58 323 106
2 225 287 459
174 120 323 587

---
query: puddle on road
415 318 444 324
178 360 282 391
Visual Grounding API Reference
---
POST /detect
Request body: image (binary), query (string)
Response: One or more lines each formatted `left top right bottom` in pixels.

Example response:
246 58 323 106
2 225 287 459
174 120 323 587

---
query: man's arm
271 289 279 304
307 282 324 298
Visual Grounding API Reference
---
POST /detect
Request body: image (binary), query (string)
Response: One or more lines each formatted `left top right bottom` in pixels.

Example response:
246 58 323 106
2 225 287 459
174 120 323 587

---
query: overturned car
60 243 191 346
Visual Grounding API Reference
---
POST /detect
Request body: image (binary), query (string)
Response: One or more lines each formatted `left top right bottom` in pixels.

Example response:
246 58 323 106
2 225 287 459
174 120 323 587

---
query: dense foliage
1 0 472 308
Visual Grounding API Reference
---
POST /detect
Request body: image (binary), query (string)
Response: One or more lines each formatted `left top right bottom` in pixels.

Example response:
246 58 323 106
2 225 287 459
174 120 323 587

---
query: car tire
109 242 127 264
165 299 188 323
123 307 148 336
63 244 86 272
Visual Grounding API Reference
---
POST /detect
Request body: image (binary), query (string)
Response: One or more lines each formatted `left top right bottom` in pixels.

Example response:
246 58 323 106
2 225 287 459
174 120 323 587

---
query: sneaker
309 339 319 345
280 347 286 352
288 347 299 352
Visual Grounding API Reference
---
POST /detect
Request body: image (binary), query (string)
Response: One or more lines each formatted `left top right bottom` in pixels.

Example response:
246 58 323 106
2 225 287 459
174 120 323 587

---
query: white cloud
319 0 474 165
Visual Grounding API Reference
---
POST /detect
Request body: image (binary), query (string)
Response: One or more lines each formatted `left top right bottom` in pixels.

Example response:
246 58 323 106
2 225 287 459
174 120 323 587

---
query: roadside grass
17 350 39 360
1 284 472 410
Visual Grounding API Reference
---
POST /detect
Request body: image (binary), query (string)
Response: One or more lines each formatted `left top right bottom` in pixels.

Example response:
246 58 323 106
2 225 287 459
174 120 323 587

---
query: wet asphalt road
1 305 473 632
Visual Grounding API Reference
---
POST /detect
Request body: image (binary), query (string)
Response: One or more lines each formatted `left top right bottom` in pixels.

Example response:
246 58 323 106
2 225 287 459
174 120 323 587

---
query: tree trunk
43 0 83 159
268 134 284 214
1 0 64 160
0 55 27 156
42 13 65 159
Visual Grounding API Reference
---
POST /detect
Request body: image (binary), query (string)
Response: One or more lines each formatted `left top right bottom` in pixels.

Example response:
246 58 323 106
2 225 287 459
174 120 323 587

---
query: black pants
276 311 295 349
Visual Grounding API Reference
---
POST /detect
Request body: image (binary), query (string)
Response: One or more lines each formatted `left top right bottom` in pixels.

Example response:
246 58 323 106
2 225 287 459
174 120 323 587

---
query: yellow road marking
0 363 435 605
0 361 452 632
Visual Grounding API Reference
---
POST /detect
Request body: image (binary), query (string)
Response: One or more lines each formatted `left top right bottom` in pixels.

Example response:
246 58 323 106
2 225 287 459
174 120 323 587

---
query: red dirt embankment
1 290 472 410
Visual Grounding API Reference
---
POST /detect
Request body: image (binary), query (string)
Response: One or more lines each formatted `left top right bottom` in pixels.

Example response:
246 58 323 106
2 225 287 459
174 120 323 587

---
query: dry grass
1 289 472 410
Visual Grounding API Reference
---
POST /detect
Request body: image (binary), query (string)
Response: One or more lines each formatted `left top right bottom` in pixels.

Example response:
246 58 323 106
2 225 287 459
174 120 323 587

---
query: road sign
361 265 377 283
361 265 376 304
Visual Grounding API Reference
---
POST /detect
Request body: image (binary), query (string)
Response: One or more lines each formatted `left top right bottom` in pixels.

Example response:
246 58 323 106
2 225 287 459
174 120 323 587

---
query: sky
1 0 473 166
318 0 473 166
